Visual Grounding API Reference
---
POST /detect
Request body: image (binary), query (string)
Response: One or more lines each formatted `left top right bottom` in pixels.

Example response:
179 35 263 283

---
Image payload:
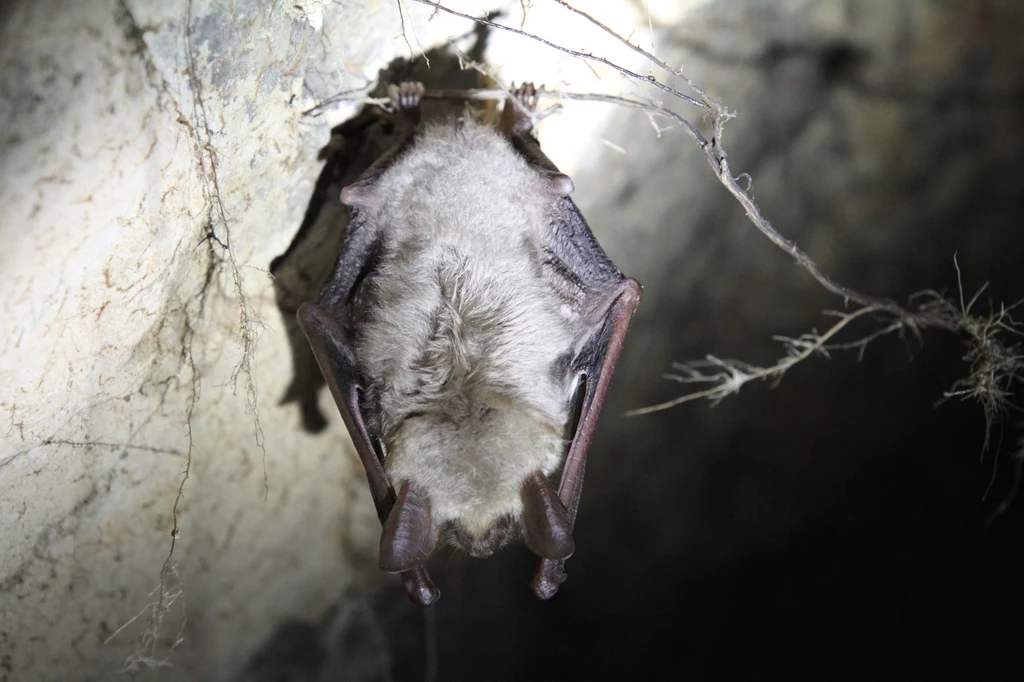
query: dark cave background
255 2 1024 680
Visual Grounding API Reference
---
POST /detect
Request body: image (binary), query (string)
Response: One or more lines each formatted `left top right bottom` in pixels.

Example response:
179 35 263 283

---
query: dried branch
396 0 430 67
303 85 375 117
183 0 268 499
547 0 704 91
410 0 706 109
108 561 187 673
627 305 890 415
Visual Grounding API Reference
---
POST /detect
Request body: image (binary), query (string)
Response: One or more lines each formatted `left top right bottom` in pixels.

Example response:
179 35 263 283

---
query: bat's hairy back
355 119 575 536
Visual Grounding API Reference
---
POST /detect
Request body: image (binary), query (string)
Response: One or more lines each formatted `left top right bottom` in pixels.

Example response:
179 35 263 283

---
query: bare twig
519 0 533 30
548 0 703 92
183 0 268 500
627 305 890 415
302 84 374 117
396 0 430 67
304 86 706 144
110 561 187 673
410 0 706 109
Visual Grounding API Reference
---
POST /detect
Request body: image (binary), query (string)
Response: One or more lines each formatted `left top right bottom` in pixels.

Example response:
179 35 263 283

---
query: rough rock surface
0 1 471 679
2 0 1023 680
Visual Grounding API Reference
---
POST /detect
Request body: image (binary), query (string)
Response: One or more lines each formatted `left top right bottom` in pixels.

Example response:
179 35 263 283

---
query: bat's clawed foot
501 81 544 137
386 81 425 127
512 82 540 113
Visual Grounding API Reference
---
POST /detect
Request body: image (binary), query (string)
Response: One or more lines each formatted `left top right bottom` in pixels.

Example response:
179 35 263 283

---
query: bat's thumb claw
531 559 567 600
401 568 440 606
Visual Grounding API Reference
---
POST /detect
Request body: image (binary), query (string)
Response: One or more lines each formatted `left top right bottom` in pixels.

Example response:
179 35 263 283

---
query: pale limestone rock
3 0 1022 679
0 1 473 679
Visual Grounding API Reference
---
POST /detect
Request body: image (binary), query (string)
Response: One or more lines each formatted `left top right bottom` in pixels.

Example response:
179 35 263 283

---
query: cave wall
0 1 474 679
2 1 1023 680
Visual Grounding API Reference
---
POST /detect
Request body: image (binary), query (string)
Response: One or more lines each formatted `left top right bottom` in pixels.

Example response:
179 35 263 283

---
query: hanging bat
297 81 641 606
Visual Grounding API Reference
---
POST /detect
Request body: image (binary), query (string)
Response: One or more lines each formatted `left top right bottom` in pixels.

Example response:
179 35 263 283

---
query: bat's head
380 392 576 566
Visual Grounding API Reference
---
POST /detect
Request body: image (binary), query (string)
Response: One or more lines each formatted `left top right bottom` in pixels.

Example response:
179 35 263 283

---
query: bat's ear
379 482 439 573
546 172 574 197
521 471 575 560
340 179 376 208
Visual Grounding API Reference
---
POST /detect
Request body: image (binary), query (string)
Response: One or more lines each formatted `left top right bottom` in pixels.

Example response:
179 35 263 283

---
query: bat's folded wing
298 302 440 606
531 194 642 599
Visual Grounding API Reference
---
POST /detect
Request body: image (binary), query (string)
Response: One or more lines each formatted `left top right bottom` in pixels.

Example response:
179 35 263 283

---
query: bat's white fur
356 119 576 538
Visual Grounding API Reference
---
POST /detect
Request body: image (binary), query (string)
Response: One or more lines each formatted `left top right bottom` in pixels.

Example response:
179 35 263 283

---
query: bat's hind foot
512 82 540 113
502 82 541 137
386 81 425 127
502 82 561 137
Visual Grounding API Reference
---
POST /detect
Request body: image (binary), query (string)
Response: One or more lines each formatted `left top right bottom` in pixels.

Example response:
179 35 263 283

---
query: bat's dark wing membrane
504 93 642 599
537 196 642 600
297 85 440 607
546 196 641 516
